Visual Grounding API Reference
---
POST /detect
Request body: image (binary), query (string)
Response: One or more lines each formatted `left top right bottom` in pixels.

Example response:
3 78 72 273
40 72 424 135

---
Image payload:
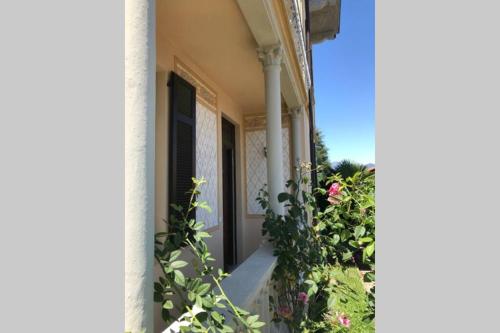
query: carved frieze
174 57 217 111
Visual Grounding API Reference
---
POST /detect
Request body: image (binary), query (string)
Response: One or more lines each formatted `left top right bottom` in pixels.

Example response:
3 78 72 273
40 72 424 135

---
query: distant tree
314 129 333 182
332 159 367 179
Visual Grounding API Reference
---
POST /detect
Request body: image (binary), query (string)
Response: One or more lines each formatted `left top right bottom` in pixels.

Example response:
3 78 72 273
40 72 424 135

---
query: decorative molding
283 0 311 89
174 57 218 111
244 114 290 131
257 45 283 68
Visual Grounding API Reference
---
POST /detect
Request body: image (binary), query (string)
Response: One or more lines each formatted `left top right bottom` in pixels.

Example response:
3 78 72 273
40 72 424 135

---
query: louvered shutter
169 72 196 218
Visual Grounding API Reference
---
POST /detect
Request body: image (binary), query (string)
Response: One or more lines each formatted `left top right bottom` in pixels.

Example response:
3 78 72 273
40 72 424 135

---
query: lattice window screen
195 102 218 229
246 128 291 215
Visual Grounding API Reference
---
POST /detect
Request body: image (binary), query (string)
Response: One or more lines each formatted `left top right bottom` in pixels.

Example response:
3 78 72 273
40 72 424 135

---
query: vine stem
211 275 248 328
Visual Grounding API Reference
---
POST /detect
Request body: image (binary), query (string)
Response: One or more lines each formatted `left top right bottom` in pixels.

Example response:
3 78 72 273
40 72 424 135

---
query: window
168 72 196 233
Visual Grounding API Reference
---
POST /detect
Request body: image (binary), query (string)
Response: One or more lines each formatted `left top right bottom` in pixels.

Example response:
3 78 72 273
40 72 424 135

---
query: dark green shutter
169 72 196 217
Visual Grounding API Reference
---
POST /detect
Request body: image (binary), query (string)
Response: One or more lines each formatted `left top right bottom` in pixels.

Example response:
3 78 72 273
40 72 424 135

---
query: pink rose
277 306 293 320
328 183 341 196
297 292 309 304
338 313 351 328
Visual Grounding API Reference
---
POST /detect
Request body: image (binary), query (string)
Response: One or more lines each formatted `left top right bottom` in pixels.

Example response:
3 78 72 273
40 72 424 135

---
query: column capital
288 106 304 119
257 44 283 68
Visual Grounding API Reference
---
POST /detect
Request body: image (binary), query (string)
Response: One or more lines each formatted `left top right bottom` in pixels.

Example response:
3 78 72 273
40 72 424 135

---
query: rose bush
258 167 375 332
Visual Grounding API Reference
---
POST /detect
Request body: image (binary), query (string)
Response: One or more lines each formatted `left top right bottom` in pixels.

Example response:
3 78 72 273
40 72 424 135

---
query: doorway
221 117 237 272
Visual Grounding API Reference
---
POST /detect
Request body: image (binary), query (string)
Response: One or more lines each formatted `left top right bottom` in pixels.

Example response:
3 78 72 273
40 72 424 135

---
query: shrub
154 177 265 332
302 266 375 333
315 171 375 270
258 167 375 332
257 172 324 331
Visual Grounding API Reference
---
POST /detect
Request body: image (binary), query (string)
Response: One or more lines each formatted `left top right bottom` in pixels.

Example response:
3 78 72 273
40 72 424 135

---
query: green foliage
258 167 375 332
316 171 375 270
317 170 376 322
301 266 375 333
155 177 265 332
257 172 323 331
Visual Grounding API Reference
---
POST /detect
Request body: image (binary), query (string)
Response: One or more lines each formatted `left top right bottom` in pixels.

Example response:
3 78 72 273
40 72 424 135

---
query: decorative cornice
174 57 218 111
283 0 312 89
257 45 283 68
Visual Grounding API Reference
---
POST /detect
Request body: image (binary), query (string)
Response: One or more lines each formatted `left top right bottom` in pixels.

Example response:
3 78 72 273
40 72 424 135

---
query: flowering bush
258 168 375 332
317 171 375 322
257 170 323 330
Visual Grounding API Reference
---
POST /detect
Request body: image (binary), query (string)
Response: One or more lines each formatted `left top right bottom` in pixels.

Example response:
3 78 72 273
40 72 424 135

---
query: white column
125 0 156 331
290 106 304 180
258 45 284 215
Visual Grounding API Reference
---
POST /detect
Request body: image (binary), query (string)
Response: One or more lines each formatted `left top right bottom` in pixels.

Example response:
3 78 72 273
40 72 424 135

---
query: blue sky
312 0 375 165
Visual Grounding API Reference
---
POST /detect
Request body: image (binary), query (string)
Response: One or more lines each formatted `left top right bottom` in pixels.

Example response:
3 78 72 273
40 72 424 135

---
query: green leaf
163 300 174 309
277 192 291 203
210 311 223 324
247 315 259 325
332 234 340 245
342 251 353 261
197 283 211 295
366 242 375 257
359 236 374 244
235 306 250 316
201 296 214 308
214 302 226 309
341 229 351 241
170 250 182 261
195 295 203 308
197 231 211 238
197 201 213 213
174 270 185 286
193 222 205 230
354 226 366 239
170 260 188 269
251 321 265 329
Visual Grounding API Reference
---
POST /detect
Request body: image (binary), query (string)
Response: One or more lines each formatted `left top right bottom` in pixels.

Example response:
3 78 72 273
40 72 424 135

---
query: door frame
221 116 238 271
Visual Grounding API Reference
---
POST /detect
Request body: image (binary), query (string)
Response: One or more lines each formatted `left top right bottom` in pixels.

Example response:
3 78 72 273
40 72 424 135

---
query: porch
125 0 340 332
